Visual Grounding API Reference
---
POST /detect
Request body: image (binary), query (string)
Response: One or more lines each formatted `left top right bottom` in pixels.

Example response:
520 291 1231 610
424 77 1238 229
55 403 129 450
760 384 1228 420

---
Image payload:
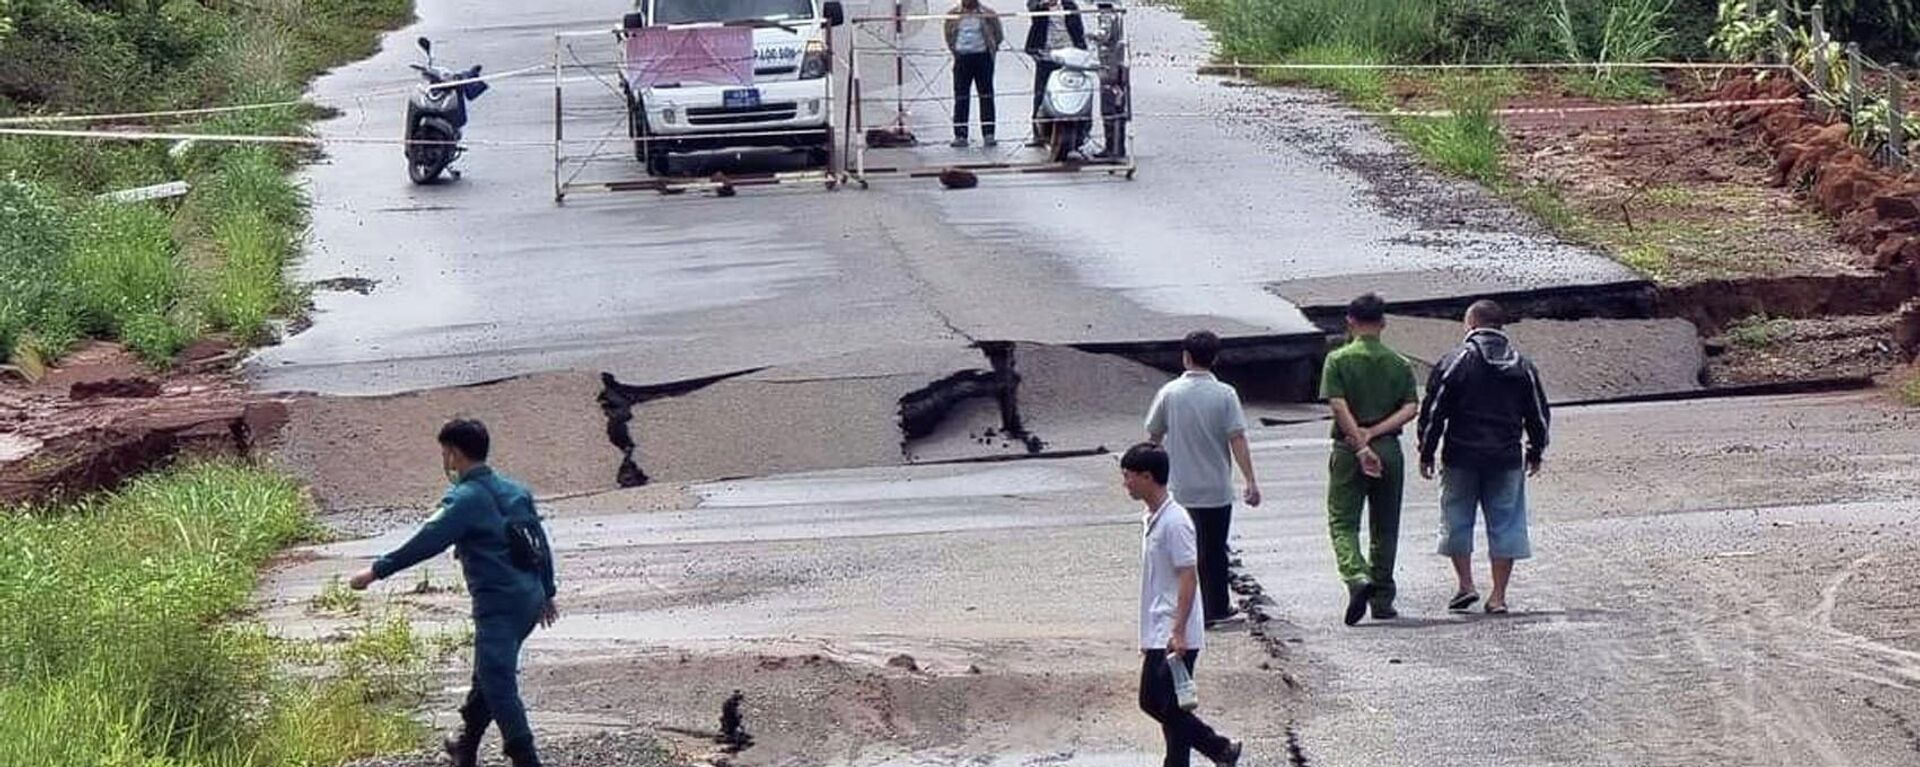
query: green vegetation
1186 0 1717 66
313 575 365 615
0 0 409 367
1725 314 1790 348
0 463 425 767
1898 369 1920 408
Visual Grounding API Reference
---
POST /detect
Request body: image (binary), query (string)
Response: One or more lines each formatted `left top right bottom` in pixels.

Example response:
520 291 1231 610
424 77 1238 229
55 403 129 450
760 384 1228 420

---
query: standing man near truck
1089 0 1128 159
350 419 559 767
946 0 1006 147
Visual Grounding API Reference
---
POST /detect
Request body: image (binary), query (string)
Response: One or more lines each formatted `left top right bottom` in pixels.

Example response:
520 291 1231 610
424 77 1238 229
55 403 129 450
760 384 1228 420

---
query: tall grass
0 463 423 767
0 0 403 367
1397 92 1504 183
1196 0 1440 64
1182 0 1704 66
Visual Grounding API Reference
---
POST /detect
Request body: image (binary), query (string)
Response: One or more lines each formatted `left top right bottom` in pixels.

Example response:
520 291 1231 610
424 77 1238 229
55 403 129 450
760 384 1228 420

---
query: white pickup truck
621 0 845 175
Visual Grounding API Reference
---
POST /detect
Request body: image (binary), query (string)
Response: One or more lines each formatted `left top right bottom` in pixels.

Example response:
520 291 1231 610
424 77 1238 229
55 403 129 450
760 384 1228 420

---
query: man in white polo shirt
1145 330 1262 629
1122 442 1244 767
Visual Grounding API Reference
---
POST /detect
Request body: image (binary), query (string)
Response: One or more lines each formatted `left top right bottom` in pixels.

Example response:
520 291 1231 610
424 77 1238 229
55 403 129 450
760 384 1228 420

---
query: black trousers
1140 650 1233 767
1032 59 1061 118
952 52 996 139
1100 65 1128 156
1187 505 1233 622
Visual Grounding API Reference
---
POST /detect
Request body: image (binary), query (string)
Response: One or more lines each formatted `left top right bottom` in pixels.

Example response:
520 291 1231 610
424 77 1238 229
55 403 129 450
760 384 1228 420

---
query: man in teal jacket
351 418 558 767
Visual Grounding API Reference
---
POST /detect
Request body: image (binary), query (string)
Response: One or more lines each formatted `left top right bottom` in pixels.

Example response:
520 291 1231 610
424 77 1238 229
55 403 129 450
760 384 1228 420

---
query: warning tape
0 63 559 126
1 95 1801 149
1196 60 1792 72
1358 97 1803 119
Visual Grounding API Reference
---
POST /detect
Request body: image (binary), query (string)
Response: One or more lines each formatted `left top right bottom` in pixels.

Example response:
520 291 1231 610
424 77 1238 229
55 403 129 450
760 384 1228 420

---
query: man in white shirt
1145 330 1261 629
1123 443 1244 767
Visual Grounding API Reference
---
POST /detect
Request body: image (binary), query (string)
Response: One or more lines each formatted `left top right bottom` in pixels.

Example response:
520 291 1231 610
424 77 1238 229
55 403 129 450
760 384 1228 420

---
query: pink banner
624 27 755 88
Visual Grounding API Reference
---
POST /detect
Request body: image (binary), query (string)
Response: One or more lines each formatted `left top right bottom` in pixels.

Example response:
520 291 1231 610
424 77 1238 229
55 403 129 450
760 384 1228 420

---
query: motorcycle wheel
408 124 454 185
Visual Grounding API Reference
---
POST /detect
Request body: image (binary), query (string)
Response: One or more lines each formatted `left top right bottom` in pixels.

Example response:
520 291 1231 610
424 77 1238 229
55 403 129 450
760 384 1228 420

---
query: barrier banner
624 27 754 88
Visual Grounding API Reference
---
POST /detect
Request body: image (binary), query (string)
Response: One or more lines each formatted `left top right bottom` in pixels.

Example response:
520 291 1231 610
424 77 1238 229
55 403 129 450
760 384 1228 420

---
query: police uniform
1318 335 1417 611
374 465 556 766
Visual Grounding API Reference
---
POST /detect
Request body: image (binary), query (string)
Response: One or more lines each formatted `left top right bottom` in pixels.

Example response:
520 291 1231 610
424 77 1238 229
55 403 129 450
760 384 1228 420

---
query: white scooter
1035 46 1100 163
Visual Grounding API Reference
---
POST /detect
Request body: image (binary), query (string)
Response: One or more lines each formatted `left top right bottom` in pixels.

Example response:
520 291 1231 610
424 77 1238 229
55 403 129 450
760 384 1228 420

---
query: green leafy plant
1709 0 1780 61
1725 313 1790 347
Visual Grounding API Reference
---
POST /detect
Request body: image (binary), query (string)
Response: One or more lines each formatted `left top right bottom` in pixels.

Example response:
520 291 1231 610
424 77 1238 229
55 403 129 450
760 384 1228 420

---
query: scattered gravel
347 731 678 767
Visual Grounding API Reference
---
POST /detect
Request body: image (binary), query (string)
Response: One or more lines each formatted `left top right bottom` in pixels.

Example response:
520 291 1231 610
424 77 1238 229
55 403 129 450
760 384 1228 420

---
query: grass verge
0 462 425 767
0 0 409 366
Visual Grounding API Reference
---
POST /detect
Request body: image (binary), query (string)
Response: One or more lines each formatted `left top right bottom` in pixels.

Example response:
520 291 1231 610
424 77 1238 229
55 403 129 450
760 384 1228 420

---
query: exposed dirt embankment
0 342 287 504
1714 77 1920 285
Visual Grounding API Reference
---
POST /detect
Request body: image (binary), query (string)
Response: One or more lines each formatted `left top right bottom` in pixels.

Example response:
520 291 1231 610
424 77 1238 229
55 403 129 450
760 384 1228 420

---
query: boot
443 727 482 767
504 736 544 767
443 703 488 767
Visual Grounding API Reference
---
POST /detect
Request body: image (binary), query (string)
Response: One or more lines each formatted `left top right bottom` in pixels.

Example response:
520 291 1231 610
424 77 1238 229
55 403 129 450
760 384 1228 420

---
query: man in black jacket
1416 300 1549 615
1024 0 1086 147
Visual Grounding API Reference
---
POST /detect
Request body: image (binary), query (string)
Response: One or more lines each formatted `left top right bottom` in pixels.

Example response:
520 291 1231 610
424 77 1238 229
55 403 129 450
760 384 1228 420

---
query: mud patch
311 276 380 295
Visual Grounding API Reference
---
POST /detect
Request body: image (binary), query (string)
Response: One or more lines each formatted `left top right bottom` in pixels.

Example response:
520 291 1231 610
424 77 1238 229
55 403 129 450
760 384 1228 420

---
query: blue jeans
1438 464 1532 560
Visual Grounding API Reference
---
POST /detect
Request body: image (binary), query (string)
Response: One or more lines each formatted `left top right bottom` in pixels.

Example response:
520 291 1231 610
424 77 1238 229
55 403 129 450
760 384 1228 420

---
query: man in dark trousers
945 0 1005 147
1146 330 1262 630
1417 300 1550 615
1320 293 1419 626
1089 1 1128 159
1122 442 1244 767
1023 0 1086 147
350 419 559 767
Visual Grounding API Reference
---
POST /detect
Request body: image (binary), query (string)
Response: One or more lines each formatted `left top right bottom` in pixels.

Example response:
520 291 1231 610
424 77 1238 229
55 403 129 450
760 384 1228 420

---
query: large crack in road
237 0 1920 765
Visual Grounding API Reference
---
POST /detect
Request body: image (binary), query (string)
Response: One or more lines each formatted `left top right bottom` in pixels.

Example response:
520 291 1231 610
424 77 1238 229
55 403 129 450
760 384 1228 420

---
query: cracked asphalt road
246 0 1631 396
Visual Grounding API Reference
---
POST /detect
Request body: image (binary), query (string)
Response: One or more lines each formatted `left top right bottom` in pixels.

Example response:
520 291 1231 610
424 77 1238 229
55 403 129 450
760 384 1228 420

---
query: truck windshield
653 0 814 24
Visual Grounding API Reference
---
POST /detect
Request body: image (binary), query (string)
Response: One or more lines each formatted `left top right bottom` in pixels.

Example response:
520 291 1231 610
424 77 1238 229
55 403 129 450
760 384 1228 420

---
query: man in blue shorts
1416 300 1550 615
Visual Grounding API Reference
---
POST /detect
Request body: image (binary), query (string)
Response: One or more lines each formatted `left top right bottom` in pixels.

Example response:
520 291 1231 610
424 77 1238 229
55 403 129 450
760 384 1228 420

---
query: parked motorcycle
1035 46 1100 163
406 37 487 184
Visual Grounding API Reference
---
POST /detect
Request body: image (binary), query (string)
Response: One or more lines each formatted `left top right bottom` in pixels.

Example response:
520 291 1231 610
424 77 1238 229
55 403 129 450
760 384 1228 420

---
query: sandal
1447 590 1480 612
1484 602 1509 615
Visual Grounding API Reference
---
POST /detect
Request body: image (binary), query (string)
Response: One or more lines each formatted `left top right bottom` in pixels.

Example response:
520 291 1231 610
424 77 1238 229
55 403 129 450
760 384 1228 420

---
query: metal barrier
1764 1 1914 168
549 27 844 201
843 5 1137 186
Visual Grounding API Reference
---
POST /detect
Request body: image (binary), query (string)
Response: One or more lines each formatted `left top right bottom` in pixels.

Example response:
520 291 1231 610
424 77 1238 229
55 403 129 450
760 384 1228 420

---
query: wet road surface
248 0 1633 396
266 392 1920 766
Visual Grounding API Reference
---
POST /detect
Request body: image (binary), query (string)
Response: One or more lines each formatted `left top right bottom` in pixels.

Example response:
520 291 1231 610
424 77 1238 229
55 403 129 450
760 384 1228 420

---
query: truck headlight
799 40 829 79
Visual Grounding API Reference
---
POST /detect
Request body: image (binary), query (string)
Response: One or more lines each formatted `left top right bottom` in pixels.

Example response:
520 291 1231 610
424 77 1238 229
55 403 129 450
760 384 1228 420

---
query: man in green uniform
350 419 558 767
1319 293 1420 626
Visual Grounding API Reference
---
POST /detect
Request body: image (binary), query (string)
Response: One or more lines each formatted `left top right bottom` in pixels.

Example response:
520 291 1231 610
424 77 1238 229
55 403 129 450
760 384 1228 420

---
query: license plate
723 88 761 109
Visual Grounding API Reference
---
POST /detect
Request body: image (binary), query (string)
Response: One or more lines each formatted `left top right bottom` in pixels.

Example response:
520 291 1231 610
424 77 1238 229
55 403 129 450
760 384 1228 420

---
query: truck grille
686 103 799 125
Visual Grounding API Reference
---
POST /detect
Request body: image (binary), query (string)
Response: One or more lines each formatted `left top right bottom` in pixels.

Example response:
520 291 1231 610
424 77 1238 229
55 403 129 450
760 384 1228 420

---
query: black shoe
1205 609 1245 631
444 708 487 767
1214 739 1243 767
444 730 482 767
1371 602 1400 620
1344 581 1375 626
504 737 543 767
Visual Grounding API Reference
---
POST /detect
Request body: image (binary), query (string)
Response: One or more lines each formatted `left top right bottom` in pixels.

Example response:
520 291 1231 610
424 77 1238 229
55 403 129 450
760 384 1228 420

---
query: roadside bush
0 174 73 358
